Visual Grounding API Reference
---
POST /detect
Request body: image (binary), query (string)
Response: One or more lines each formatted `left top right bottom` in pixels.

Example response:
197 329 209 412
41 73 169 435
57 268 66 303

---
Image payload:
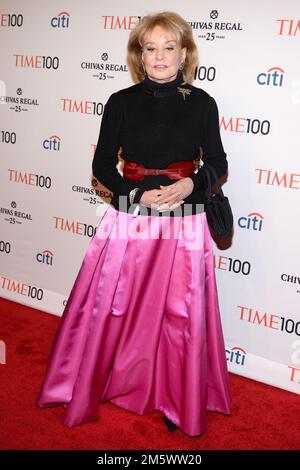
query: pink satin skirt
37 205 231 437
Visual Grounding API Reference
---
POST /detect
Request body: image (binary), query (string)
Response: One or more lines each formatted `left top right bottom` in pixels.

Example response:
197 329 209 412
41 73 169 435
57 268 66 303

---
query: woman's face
141 25 186 83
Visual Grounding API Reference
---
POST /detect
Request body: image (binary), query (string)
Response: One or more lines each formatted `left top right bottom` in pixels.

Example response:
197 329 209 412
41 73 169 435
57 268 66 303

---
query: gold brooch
177 86 191 101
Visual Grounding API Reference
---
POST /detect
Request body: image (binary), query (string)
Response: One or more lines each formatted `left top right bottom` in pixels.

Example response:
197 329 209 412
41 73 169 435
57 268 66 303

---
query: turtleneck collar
141 69 186 97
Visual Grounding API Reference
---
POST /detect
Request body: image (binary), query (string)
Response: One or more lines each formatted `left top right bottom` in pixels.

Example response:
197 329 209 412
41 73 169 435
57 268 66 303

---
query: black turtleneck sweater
92 70 228 216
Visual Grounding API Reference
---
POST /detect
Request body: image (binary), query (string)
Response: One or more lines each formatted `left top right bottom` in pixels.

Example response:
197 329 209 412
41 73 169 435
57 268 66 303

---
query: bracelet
129 188 140 205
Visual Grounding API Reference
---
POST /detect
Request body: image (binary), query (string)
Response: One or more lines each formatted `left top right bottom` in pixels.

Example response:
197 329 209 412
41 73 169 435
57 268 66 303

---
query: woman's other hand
139 177 194 212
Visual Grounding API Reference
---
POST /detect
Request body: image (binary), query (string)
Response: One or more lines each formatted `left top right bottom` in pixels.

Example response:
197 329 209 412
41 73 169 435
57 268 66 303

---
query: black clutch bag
203 163 233 239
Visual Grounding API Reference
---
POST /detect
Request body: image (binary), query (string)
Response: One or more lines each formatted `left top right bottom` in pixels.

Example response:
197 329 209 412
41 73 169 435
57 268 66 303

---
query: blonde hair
127 11 199 84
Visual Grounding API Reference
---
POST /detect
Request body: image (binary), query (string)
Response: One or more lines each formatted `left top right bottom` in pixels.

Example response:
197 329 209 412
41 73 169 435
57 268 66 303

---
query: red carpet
0 297 299 450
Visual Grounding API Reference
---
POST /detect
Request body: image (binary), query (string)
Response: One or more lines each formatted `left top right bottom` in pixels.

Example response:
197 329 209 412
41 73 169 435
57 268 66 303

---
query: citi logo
51 11 70 28
257 67 285 87
36 249 54 266
43 135 61 151
276 19 300 36
102 15 140 30
226 346 246 366
238 212 264 231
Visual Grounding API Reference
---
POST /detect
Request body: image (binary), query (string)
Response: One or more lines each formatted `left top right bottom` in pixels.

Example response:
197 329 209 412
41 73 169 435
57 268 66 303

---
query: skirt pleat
37 205 231 437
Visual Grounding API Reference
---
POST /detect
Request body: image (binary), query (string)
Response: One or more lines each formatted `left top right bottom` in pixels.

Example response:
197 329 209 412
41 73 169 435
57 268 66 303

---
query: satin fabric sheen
37 205 231 437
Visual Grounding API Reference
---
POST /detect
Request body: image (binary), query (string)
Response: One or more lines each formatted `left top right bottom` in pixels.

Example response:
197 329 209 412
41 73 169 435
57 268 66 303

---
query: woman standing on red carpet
37 11 231 437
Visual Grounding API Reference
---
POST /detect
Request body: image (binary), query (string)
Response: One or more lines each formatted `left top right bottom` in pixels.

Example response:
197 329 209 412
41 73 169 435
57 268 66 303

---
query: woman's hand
139 177 194 212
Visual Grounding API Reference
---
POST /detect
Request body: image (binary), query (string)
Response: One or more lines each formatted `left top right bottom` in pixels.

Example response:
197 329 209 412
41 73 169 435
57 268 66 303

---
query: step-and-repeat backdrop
1 0 299 393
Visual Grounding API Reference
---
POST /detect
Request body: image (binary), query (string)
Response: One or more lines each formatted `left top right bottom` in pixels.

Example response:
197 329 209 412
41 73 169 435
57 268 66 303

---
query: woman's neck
143 69 184 89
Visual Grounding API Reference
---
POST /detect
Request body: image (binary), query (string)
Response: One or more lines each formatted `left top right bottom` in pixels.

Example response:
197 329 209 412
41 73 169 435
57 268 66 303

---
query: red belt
123 160 194 181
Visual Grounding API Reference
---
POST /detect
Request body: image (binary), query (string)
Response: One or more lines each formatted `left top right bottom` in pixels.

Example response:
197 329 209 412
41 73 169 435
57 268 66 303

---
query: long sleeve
189 96 228 192
92 92 145 202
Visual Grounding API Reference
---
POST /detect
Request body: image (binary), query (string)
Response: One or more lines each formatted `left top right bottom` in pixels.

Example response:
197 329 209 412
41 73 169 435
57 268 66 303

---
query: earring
179 62 185 71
